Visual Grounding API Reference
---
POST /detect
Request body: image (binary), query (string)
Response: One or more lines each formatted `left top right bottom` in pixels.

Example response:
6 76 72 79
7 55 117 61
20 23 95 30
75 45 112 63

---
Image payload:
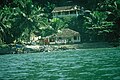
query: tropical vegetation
0 0 120 44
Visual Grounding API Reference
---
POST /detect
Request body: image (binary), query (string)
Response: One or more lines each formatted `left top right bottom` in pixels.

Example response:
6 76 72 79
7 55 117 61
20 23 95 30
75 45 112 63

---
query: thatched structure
56 28 80 38
47 28 81 44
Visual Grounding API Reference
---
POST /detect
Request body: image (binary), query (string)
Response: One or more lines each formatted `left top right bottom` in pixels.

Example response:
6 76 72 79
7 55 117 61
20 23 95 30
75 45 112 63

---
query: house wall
30 36 39 42
71 36 81 43
48 36 81 44
55 39 67 44
53 10 79 18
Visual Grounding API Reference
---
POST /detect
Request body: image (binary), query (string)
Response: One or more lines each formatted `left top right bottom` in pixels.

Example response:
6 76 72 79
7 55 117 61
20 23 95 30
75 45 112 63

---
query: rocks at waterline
0 42 115 54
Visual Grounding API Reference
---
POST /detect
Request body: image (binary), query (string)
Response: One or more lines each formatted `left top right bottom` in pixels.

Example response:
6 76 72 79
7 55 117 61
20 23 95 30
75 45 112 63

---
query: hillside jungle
0 0 120 53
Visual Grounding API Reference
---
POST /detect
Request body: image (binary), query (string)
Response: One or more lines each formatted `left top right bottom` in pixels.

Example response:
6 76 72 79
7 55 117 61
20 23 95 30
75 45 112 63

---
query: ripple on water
0 48 120 80
114 76 120 80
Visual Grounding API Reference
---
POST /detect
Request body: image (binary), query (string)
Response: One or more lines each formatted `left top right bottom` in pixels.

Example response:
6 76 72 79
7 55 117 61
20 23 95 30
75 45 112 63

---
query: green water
0 48 120 80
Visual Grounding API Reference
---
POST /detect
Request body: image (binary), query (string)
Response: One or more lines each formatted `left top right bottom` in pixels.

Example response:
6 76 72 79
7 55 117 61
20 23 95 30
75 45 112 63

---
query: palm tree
84 11 113 41
0 0 50 44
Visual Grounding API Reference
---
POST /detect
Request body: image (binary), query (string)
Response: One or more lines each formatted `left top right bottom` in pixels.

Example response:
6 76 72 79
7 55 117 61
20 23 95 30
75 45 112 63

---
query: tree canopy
0 0 120 44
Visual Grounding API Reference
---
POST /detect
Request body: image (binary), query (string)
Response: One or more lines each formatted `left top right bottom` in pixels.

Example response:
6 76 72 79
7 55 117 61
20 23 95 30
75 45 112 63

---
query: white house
52 5 80 18
47 28 81 44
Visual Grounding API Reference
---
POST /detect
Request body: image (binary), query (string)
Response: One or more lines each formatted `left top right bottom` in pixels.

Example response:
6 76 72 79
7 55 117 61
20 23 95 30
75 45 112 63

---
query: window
58 37 62 39
74 36 77 40
64 11 69 15
53 13 55 16
70 11 76 14
58 12 61 15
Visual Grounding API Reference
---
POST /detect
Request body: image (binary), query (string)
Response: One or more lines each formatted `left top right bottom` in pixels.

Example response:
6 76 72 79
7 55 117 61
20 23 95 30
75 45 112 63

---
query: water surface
0 48 120 80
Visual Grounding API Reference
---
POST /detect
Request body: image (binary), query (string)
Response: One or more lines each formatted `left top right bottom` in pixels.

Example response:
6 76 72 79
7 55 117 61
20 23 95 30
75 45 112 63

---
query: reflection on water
0 48 120 80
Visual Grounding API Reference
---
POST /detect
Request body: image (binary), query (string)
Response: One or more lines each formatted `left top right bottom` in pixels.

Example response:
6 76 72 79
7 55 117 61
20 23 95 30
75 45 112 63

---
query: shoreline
0 42 119 55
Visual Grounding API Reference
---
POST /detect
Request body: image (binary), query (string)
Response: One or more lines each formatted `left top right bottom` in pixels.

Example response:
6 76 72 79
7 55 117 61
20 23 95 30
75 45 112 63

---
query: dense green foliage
0 0 120 44
0 0 50 43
